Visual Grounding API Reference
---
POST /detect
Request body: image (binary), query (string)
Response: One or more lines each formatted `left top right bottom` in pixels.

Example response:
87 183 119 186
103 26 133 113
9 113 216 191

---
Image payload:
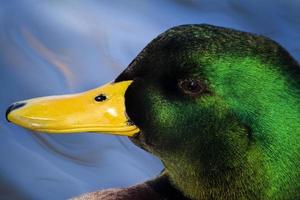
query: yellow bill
6 80 140 136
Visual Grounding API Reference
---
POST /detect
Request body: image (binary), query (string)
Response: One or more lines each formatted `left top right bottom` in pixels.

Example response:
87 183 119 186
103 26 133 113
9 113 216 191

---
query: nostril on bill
5 102 26 122
95 94 107 102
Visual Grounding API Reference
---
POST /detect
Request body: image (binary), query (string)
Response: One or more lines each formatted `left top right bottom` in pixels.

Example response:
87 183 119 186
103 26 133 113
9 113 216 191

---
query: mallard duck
6 24 300 200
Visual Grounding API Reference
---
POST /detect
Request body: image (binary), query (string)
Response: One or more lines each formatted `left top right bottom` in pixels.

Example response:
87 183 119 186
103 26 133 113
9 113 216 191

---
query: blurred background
0 0 299 199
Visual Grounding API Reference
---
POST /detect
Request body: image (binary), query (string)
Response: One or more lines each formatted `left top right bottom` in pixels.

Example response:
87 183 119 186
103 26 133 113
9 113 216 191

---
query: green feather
116 24 300 199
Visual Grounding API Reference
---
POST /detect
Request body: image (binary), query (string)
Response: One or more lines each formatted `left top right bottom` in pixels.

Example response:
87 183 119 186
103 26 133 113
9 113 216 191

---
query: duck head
6 24 300 199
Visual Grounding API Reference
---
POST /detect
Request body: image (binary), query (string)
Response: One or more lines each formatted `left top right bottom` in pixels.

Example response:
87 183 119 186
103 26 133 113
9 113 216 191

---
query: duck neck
146 172 191 200
200 55 300 199
159 127 267 200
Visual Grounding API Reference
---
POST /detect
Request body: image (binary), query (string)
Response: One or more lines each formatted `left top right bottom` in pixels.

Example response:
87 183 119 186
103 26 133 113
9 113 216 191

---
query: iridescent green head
116 24 300 199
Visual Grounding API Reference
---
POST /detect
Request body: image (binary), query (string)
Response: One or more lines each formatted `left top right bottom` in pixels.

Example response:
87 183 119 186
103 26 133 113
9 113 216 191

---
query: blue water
1 0 299 199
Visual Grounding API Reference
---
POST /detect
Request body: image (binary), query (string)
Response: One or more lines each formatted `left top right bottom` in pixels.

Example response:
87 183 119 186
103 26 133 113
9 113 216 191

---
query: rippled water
1 0 299 199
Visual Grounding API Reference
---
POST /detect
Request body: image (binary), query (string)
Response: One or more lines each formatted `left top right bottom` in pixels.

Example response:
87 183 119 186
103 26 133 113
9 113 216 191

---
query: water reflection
0 0 299 199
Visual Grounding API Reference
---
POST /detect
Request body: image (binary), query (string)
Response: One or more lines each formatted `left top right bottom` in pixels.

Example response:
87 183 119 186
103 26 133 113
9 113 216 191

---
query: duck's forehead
116 36 208 81
115 47 198 82
116 24 289 82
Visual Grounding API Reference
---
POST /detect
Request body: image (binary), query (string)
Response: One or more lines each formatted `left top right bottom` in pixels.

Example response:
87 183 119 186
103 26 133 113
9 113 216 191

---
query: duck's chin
128 130 152 152
129 131 144 147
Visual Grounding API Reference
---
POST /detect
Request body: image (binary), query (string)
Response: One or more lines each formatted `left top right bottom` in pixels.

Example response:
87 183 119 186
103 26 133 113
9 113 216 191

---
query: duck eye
95 94 107 102
178 79 205 95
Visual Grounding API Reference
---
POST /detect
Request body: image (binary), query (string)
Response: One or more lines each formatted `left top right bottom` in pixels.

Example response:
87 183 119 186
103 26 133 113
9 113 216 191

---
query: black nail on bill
6 102 26 122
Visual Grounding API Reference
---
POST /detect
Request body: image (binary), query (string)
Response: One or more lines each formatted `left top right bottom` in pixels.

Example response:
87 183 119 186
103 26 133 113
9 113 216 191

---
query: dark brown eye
178 79 205 95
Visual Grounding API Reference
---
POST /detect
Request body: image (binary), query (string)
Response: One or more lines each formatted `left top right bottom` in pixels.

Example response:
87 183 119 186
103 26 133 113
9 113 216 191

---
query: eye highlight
178 79 205 96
